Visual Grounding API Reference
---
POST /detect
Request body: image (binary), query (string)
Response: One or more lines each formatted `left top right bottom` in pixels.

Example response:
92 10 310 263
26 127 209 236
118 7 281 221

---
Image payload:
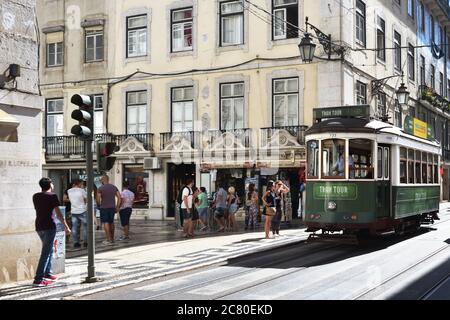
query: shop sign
404 116 434 141
313 183 358 200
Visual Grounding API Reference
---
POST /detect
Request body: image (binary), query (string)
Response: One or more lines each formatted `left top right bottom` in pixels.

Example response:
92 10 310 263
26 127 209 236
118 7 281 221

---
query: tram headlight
327 201 337 211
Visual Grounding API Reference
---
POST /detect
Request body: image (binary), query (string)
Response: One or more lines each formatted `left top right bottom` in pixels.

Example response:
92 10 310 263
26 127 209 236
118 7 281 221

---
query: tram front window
349 139 374 179
322 139 345 178
307 140 319 179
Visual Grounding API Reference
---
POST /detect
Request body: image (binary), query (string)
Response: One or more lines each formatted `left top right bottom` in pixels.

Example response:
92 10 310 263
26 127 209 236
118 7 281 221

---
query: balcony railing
419 85 450 112
205 128 252 149
260 125 308 147
43 133 153 157
160 131 198 151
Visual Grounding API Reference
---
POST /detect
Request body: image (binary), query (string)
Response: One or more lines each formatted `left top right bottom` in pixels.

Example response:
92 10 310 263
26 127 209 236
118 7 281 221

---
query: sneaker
101 240 111 245
118 236 130 241
73 243 81 248
200 226 207 232
32 280 52 287
44 274 57 281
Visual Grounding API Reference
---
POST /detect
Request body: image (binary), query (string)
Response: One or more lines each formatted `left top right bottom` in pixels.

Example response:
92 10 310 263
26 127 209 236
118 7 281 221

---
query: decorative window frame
123 7 152 65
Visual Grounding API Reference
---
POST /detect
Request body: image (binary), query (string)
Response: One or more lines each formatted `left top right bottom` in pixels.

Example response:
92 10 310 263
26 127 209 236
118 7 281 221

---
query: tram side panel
305 181 378 232
392 186 440 219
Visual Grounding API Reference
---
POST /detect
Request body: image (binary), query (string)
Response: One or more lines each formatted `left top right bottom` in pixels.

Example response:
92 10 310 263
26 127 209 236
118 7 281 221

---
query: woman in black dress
271 181 290 236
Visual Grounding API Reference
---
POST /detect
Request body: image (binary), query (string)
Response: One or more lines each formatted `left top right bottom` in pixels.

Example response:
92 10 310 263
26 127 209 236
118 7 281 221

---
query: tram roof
306 118 440 148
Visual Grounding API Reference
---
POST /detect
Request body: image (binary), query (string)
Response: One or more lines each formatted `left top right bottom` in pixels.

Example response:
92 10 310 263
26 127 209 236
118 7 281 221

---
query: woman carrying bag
262 181 276 239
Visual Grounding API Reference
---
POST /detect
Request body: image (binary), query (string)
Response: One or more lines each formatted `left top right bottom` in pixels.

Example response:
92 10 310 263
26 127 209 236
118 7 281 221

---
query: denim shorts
198 207 208 221
119 207 132 227
100 208 116 223
182 209 192 220
214 207 226 218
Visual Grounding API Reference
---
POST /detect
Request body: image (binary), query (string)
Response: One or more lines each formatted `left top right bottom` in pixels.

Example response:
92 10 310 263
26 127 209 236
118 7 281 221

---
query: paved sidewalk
0 226 308 300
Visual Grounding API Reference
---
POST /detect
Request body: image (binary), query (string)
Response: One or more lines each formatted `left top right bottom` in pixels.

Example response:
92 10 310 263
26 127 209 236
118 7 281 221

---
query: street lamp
396 82 410 106
298 33 316 63
298 17 346 63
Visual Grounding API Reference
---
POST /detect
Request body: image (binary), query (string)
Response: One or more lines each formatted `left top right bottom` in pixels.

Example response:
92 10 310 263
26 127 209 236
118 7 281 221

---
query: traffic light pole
84 139 99 283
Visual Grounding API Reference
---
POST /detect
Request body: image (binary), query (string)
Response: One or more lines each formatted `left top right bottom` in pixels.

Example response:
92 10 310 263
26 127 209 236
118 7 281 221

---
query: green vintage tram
304 106 441 238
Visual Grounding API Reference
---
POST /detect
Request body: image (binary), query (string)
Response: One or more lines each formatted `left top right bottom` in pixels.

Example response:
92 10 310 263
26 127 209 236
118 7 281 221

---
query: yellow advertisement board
413 118 427 139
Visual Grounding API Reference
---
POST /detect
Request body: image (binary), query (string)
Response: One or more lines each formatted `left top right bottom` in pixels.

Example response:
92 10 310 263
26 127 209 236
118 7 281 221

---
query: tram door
377 145 391 217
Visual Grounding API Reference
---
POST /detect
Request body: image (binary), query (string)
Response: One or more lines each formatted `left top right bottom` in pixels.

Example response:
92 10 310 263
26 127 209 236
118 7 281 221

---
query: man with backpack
178 179 194 238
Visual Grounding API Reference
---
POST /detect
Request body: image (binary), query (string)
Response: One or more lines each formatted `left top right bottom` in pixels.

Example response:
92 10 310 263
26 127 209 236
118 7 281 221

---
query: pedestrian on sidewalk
119 181 135 241
271 180 290 237
197 187 209 231
227 187 239 231
67 179 88 248
245 183 258 230
97 175 121 245
213 181 228 232
181 179 195 238
32 178 71 287
191 186 200 235
262 181 276 239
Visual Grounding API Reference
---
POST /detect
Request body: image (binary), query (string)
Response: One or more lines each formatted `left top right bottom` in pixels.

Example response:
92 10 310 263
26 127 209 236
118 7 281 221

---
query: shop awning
0 109 19 142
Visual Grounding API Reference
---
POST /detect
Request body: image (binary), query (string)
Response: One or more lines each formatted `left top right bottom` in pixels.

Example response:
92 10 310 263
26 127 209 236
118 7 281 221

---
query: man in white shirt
67 179 88 248
181 179 194 238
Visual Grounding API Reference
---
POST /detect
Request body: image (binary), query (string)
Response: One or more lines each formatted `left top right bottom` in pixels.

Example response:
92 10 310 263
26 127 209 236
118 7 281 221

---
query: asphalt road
80 209 450 300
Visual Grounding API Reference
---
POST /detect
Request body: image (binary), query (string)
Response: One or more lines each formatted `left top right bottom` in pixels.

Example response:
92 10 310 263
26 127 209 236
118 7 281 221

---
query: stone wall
0 0 44 284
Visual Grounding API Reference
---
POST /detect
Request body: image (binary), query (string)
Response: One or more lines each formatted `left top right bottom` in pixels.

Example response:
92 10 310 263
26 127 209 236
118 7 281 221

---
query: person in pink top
119 181 135 241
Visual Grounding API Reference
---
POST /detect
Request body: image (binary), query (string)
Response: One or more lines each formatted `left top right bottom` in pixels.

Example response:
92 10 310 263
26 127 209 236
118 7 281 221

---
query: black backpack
176 186 192 205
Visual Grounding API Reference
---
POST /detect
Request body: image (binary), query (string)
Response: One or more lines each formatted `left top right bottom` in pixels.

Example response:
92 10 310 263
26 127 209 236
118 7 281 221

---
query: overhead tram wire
244 0 450 53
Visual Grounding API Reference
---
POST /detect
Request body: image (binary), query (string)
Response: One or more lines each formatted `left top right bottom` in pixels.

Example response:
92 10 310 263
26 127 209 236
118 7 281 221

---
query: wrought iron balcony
43 133 153 158
419 85 450 112
422 0 450 22
260 125 308 148
205 128 252 149
160 131 199 151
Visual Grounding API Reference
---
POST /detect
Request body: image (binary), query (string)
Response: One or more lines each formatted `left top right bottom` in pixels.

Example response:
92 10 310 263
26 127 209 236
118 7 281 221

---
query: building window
408 44 415 81
419 2 425 32
123 165 149 209
355 0 366 47
356 81 367 105
220 0 244 46
408 0 415 18
220 82 244 130
430 15 435 43
93 95 103 134
272 0 298 40
46 42 63 67
171 7 193 52
46 98 64 137
126 91 147 134
171 86 194 132
85 31 103 62
430 64 435 90
394 31 402 71
127 15 147 58
439 72 444 96
376 16 386 61
420 55 425 86
377 93 386 118
272 77 299 127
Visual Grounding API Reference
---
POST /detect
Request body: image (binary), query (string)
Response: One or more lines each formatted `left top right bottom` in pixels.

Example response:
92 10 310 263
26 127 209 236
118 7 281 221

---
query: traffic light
97 142 117 172
70 94 93 140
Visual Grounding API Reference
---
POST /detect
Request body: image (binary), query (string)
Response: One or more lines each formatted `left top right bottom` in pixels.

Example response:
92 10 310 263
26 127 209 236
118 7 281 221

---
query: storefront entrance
167 163 196 217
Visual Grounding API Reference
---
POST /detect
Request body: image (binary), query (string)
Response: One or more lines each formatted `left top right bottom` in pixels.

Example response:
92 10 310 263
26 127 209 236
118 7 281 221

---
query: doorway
167 163 196 217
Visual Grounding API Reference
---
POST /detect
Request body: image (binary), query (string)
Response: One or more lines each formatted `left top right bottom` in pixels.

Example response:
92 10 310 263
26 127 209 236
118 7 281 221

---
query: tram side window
415 150 421 183
400 147 407 184
377 147 383 179
434 155 438 183
349 139 373 179
422 152 427 184
427 153 433 184
407 149 414 184
321 139 345 178
307 140 319 179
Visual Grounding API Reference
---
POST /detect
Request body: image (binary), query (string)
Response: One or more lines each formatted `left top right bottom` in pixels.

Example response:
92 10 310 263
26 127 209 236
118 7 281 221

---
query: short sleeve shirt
33 192 60 231
181 187 193 209
120 189 135 209
67 187 87 214
98 184 119 209
197 192 208 209
215 188 228 209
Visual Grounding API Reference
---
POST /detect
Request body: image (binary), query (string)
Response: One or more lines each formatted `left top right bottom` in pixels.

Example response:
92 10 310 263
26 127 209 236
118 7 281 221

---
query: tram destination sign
313 183 358 200
403 116 435 141
313 105 370 121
